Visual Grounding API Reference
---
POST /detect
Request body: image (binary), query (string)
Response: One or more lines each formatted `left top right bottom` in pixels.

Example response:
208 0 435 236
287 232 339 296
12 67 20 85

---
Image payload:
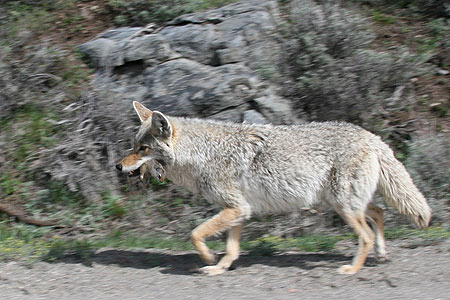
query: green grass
2 225 447 264
384 226 450 240
0 104 64 211
0 174 22 196
101 192 127 219
372 10 397 25
1 104 60 163
62 58 93 88
241 234 354 256
45 238 95 261
0 223 53 263
45 182 85 205
95 230 195 251
3 2 56 42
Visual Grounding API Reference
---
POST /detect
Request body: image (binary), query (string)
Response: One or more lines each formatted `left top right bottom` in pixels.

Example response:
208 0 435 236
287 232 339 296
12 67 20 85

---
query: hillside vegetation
0 0 448 260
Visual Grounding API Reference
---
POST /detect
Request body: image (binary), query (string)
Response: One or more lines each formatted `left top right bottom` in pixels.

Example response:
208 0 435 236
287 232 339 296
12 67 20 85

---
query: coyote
116 101 431 275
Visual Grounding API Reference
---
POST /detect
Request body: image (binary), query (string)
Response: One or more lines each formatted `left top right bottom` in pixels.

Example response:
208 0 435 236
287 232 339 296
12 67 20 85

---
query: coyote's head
115 101 175 177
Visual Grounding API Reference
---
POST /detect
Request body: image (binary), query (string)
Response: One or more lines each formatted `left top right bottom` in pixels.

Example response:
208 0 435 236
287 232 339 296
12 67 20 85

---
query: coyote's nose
115 164 122 171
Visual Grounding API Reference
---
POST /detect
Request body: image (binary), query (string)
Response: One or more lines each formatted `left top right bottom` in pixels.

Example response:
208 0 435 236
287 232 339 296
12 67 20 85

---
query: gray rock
78 38 123 68
159 24 218 66
243 110 269 124
254 89 297 125
160 0 283 70
124 34 181 66
79 0 296 124
210 108 245 123
98 27 142 41
78 27 142 68
436 68 449 75
110 59 257 118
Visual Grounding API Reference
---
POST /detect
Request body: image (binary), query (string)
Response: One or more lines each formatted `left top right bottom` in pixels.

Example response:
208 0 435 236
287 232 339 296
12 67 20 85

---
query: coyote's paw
338 264 358 275
201 253 217 266
374 250 388 262
200 265 226 276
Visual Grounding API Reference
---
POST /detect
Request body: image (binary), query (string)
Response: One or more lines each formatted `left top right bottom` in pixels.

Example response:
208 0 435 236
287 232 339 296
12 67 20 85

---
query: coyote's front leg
191 207 244 275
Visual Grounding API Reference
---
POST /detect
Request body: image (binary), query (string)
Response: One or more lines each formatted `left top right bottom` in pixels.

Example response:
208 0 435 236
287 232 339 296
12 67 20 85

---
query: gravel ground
1 238 449 300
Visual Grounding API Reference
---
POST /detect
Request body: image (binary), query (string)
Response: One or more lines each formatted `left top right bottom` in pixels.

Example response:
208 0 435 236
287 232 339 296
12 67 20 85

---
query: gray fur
123 102 431 275
137 115 431 225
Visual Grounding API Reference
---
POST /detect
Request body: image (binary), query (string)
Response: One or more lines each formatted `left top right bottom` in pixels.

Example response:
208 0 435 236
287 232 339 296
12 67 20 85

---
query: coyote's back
117 101 431 275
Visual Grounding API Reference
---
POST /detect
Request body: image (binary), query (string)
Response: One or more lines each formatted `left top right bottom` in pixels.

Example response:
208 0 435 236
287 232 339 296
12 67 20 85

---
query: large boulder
78 0 298 125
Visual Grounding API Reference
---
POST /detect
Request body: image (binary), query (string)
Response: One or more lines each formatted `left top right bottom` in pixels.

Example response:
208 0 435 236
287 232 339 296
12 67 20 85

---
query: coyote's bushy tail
377 144 432 228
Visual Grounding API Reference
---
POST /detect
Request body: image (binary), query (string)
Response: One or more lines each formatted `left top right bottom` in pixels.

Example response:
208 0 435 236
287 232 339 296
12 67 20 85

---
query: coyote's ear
150 111 172 138
133 101 153 123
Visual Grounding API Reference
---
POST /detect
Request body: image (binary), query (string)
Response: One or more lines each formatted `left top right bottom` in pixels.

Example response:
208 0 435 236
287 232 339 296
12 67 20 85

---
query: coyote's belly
239 170 328 214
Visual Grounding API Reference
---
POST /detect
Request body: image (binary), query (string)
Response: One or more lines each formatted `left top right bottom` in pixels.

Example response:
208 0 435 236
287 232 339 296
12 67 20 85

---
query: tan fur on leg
339 213 375 275
191 208 243 271
200 223 243 276
366 204 387 260
217 223 243 269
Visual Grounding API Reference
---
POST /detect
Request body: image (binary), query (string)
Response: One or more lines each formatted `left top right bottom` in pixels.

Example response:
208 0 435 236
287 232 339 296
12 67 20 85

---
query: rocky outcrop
78 0 298 125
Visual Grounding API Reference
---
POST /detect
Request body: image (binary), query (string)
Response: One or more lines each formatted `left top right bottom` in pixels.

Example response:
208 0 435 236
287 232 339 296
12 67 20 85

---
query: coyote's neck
163 118 210 193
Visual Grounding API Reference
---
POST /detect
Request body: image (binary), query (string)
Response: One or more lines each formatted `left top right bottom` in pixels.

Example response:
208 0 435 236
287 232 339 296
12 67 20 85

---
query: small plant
372 10 397 25
247 236 281 256
0 174 22 196
114 15 128 26
46 181 85 205
45 238 95 261
102 192 127 219
1 104 60 163
244 234 348 256
384 226 450 248
0 237 50 263
97 231 198 251
62 63 92 88
286 235 345 252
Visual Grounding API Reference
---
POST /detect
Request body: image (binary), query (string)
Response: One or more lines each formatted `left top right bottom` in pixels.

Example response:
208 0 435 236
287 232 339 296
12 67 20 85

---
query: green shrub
244 234 347 256
45 238 95 261
413 0 450 18
406 133 450 223
352 0 449 18
102 192 127 219
247 236 281 256
107 0 238 26
284 0 418 124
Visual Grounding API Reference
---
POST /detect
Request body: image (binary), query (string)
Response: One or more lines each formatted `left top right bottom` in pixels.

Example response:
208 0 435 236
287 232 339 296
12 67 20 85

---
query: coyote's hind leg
366 204 387 260
338 212 375 275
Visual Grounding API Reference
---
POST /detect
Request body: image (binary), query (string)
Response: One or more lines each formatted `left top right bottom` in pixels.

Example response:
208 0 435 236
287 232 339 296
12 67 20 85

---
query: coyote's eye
139 145 147 151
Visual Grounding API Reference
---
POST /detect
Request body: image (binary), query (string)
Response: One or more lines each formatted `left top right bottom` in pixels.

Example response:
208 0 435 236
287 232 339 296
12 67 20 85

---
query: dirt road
1 238 449 300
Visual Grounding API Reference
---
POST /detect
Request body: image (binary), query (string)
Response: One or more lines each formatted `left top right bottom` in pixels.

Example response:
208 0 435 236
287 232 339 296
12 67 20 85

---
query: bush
406 133 450 224
426 18 450 67
106 0 238 26
413 0 450 18
284 0 418 124
351 0 450 18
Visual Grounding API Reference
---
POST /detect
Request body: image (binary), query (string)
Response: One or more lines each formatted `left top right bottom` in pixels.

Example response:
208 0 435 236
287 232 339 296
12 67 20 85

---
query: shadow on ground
54 248 371 275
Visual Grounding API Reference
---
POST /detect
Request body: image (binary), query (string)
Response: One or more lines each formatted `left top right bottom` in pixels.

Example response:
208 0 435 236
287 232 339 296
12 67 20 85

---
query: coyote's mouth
118 156 153 174
128 169 141 177
126 159 166 183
